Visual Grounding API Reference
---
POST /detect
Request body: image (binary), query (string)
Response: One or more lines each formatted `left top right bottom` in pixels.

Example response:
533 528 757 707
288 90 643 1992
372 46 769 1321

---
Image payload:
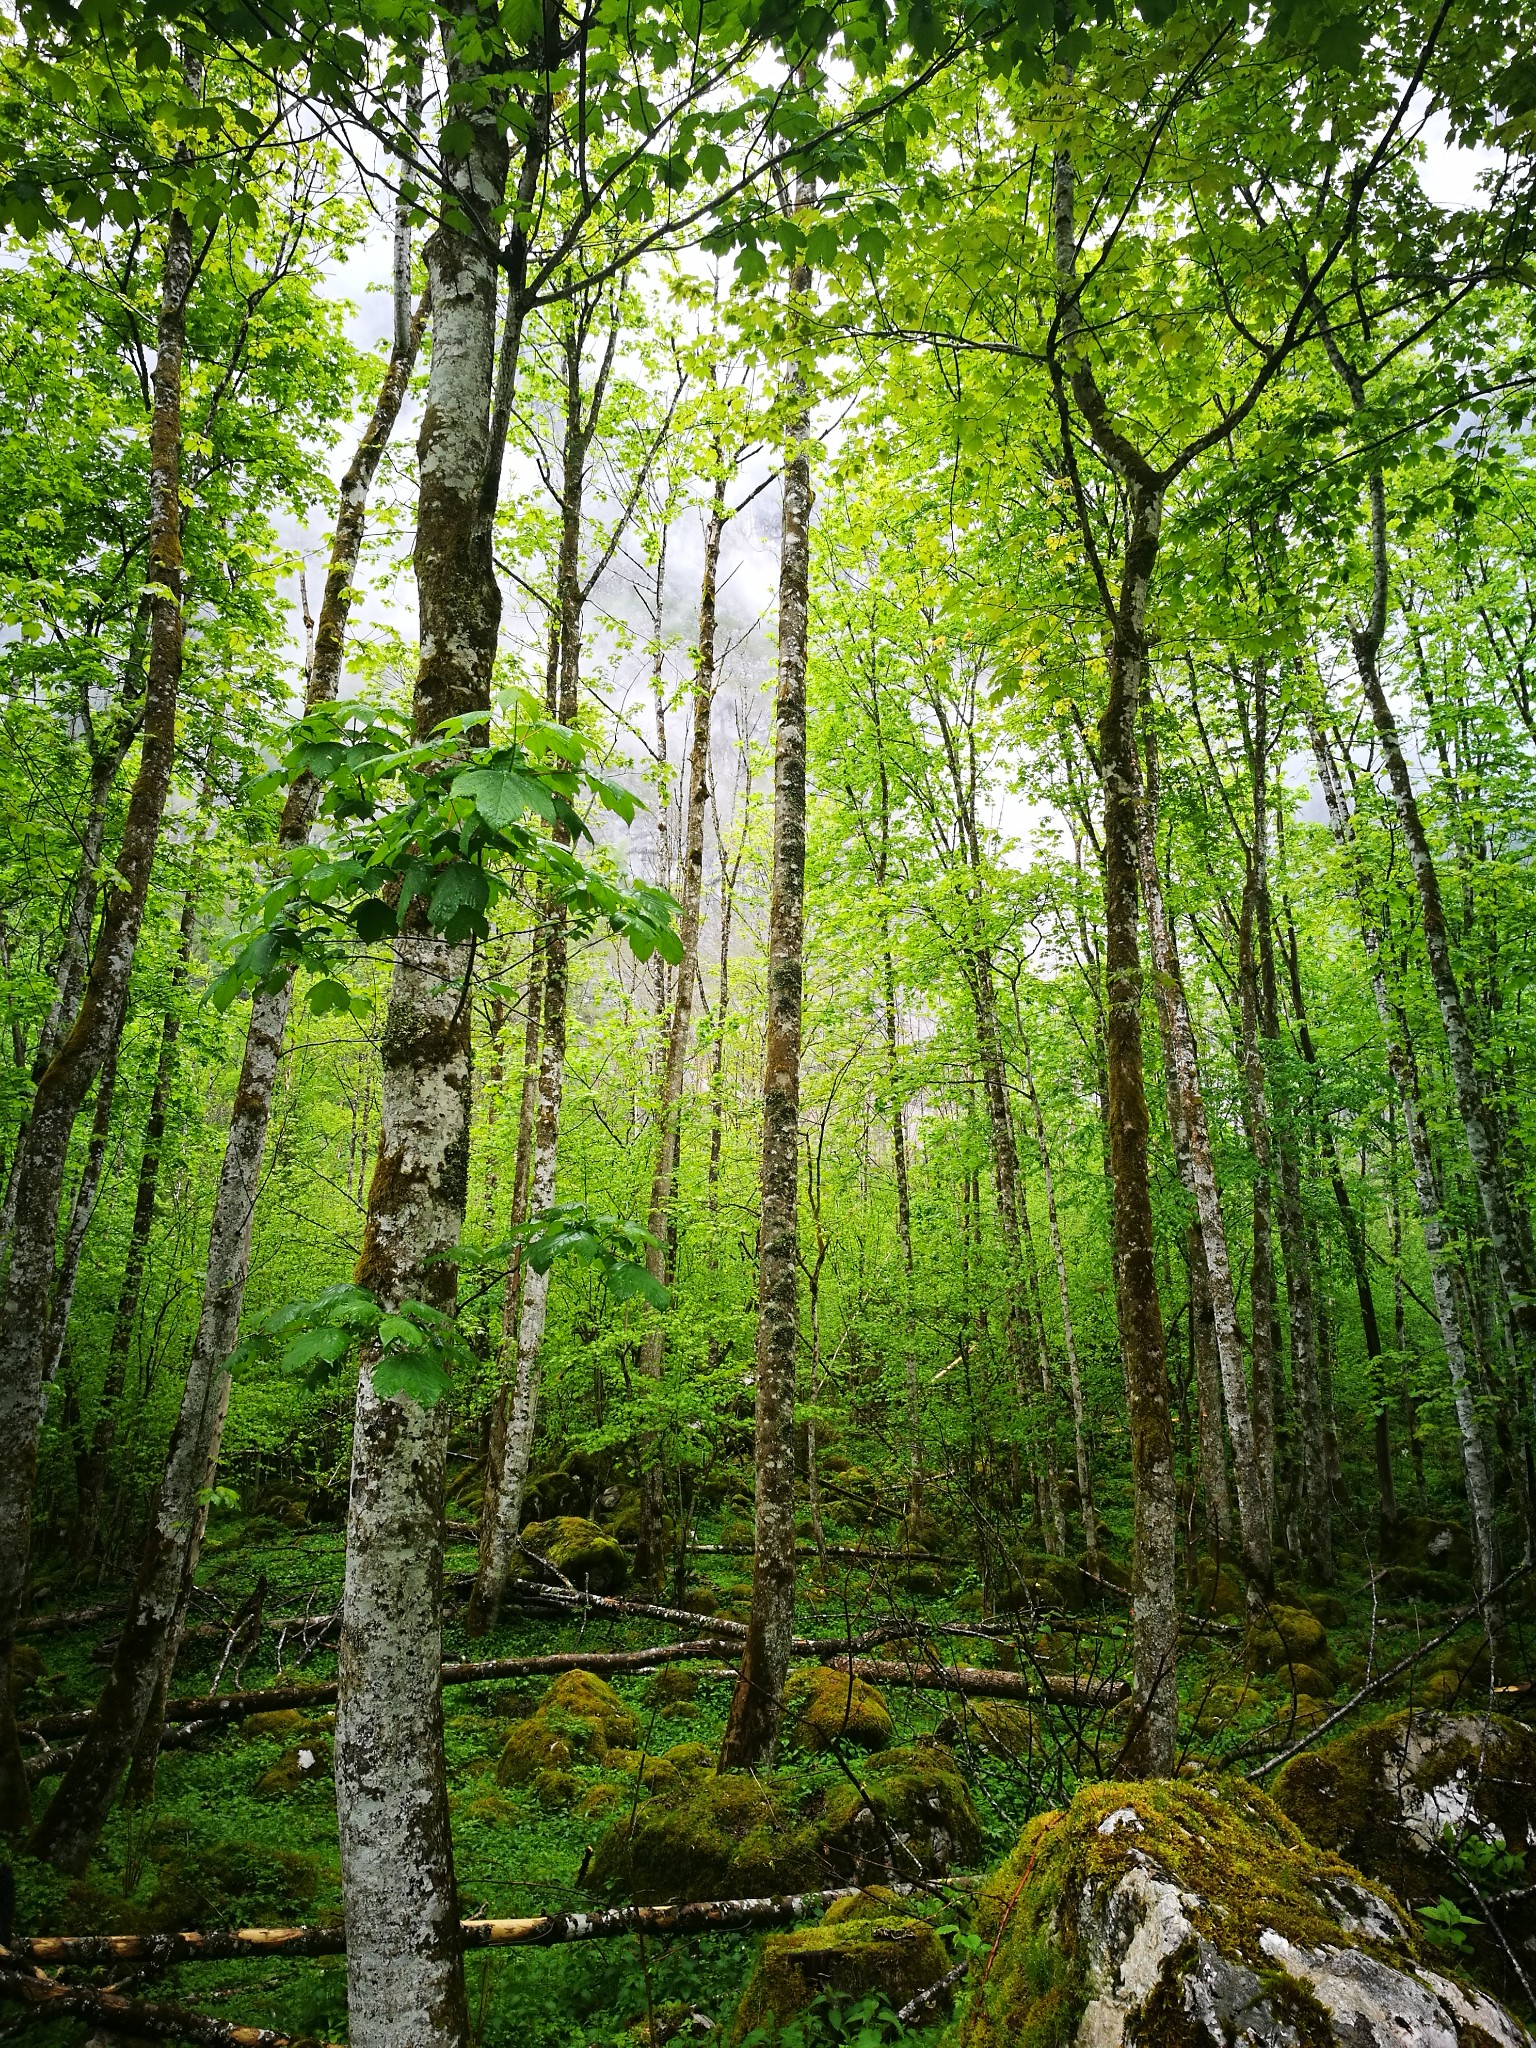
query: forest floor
10 1482 1533 2048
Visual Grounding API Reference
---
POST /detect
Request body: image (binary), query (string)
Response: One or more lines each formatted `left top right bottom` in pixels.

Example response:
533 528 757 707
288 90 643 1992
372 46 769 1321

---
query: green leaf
453 763 557 828
307 978 353 1017
281 1325 352 1373
604 1263 671 1309
371 1351 452 1407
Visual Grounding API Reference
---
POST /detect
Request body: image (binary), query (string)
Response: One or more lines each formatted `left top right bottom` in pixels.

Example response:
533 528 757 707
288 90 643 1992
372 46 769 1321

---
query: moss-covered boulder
730 1915 946 2043
951 1778 1532 2048
996 1553 1085 1614
822 1886 916 1926
587 1744 982 1904
517 1516 630 1593
1388 1515 1474 1577
937 1701 1038 1763
254 1735 332 1796
1194 1554 1247 1618
820 1744 982 1885
783 1666 894 1754
585 1771 821 1902
496 1669 639 1784
1245 1603 1338 1685
1274 1710 1536 1996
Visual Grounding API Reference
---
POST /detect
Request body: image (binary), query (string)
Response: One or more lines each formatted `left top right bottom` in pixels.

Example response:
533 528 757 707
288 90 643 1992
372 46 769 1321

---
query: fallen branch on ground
16 1601 127 1635
895 1960 968 2025
9 1882 974 1968
826 1655 1128 1706
0 1966 335 2048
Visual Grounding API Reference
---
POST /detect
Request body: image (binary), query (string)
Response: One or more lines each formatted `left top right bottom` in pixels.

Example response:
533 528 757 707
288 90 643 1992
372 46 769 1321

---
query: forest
0 0 1534 2043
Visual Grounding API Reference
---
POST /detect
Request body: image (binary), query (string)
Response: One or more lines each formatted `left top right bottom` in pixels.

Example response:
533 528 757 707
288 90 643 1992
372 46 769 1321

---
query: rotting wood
827 1656 1128 1706
0 1968 337 2048
8 1881 977 1967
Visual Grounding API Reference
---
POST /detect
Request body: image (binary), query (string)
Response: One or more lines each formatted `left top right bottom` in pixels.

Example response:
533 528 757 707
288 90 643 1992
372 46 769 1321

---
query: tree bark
0 185 194 1834
1138 725 1271 1597
68 879 200 1567
636 473 722 1582
332 29 509 2036
1311 721 1500 1610
1022 1047 1096 1566
27 257 427 1877
1050 148 1176 1773
1235 878 1279 1534
719 181 814 1770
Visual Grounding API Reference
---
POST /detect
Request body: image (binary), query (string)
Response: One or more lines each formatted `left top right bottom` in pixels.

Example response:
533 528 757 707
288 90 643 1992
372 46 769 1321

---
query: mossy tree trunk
29 171 426 1882
720 183 814 1772
0 177 194 1836
1050 148 1177 1774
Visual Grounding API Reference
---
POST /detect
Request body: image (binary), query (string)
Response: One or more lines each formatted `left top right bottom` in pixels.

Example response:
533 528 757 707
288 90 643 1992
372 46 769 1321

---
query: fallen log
16 1601 127 1635
826 1655 1128 1706
0 1968 334 2048
9 1881 973 1968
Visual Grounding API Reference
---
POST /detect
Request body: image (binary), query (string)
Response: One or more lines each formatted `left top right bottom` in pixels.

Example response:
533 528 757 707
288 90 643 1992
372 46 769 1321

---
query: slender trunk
1022 1045 1097 1567
1244 696 1328 1581
1189 1223 1231 1545
885 949 920 1507
1138 730 1271 1597
1051 148 1175 1770
719 186 814 1770
1311 722 1500 1612
1235 879 1279 1535
69 882 199 1566
470 308 599 1623
334 36 508 2035
1280 899 1394 1537
468 926 543 1633
0 187 193 1833
1322 325 1536 1362
636 483 720 1581
28 254 427 1877
37 1040 124 1412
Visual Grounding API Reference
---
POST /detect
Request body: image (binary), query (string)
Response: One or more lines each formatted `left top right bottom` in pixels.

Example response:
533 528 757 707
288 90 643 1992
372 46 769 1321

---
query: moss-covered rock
496 1669 640 1784
586 1770 821 1902
783 1666 894 1754
240 1708 307 1741
517 1515 630 1593
996 1553 1085 1615
821 1744 982 1885
587 1744 982 1904
1195 1555 1247 1618
822 1886 914 1926
9 1642 45 1698
1388 1515 1473 1577
1245 1603 1338 1685
951 1777 1532 2048
254 1735 332 1796
937 1701 1038 1763
1274 1709 1536 1994
730 1916 947 2043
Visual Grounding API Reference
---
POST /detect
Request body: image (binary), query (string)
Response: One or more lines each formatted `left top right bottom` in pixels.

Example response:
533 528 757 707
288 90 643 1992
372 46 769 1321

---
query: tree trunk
28 230 426 1879
0 187 193 1834
719 186 814 1770
1022 1046 1097 1567
332 36 510 2033
468 924 543 1633
69 880 200 1567
1138 729 1271 1598
1311 722 1500 1611
636 475 721 1583
1235 878 1279 1535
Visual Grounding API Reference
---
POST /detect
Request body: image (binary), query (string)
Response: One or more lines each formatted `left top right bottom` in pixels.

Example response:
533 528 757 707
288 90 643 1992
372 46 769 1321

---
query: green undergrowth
10 1497 1531 2047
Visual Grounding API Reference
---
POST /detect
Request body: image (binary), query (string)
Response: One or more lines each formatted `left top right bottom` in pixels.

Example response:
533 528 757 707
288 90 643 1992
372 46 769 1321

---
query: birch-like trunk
0 188 193 1834
1311 723 1500 1611
1236 880 1279 1532
719 190 813 1770
1138 735 1271 1598
636 476 722 1583
1022 1043 1097 1568
333 35 510 2033
29 225 427 1881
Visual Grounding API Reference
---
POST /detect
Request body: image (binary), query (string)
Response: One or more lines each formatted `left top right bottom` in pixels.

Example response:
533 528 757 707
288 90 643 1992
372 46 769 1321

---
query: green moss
952 1778 1417 2048
1273 1709 1536 1911
254 1735 332 1797
1245 1604 1337 1686
938 1701 1038 1763
822 1885 912 1926
497 1669 640 1785
783 1666 894 1754
585 1771 821 1903
1194 1555 1246 1618
731 1916 947 2043
519 1516 630 1593
821 1744 982 1882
